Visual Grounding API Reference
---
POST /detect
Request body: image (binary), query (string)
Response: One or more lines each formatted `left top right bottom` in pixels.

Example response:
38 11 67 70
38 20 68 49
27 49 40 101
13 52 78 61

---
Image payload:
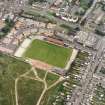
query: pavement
65 49 78 70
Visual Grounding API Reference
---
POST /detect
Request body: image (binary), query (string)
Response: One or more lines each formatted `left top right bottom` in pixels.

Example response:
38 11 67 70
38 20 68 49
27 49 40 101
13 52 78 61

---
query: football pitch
23 39 73 68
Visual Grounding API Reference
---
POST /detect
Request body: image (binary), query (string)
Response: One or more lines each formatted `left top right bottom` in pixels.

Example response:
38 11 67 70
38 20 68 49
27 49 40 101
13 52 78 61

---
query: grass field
0 51 88 105
36 69 46 79
40 82 64 105
0 53 65 105
16 68 61 105
45 72 60 87
24 39 72 68
18 78 44 105
0 53 31 105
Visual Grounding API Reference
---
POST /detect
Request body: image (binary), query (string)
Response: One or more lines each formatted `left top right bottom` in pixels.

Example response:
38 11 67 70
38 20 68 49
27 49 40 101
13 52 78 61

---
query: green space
36 69 46 79
95 29 105 36
0 18 15 39
18 77 44 105
80 0 93 10
17 68 62 105
100 67 105 74
0 51 89 105
60 24 76 34
91 84 105 105
0 53 31 105
40 82 64 105
0 53 63 105
35 69 60 86
45 72 59 87
28 0 46 5
24 39 72 68
26 70 37 78
22 10 56 24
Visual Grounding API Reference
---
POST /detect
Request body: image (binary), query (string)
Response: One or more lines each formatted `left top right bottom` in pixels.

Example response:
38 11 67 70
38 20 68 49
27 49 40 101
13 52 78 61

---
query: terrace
91 84 105 105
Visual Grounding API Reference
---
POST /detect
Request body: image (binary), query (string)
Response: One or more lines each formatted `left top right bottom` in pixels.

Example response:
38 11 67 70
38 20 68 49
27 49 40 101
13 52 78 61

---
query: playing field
23 39 73 68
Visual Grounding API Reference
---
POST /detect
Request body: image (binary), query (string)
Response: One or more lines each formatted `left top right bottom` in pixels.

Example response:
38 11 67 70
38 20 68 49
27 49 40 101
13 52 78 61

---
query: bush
0 18 15 38
28 0 46 5
95 29 105 36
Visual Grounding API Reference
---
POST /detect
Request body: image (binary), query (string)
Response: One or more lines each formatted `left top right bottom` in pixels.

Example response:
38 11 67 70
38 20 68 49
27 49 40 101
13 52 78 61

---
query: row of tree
28 0 46 5
0 18 15 39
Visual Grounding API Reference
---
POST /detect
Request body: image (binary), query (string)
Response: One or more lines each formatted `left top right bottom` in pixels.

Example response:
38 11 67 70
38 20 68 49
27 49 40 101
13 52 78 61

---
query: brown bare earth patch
30 59 53 70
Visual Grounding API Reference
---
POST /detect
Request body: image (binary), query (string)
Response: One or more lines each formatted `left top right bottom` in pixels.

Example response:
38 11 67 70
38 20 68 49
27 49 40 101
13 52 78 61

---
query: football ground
23 39 73 68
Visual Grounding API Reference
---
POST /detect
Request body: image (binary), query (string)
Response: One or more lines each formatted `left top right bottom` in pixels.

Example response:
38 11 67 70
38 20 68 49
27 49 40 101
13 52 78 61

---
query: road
68 37 105 105
80 0 101 24
23 5 78 28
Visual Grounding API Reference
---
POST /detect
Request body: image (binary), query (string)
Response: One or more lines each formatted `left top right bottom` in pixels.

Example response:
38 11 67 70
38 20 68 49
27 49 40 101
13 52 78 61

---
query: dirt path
44 71 48 81
15 68 64 105
14 69 34 105
32 67 39 78
48 77 64 90
36 74 64 105
15 78 19 105
23 71 47 105
36 84 47 105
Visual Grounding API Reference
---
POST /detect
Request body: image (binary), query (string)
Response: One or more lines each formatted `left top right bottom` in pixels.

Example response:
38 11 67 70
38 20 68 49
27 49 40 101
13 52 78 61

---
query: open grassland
0 53 63 105
24 39 72 68
18 78 44 105
16 68 62 105
32 68 60 87
36 69 46 79
40 82 64 105
0 51 89 105
0 53 31 105
45 72 60 87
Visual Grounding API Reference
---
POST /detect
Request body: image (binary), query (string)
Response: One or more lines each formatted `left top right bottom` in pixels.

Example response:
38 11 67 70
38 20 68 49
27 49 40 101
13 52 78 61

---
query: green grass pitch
24 39 73 68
